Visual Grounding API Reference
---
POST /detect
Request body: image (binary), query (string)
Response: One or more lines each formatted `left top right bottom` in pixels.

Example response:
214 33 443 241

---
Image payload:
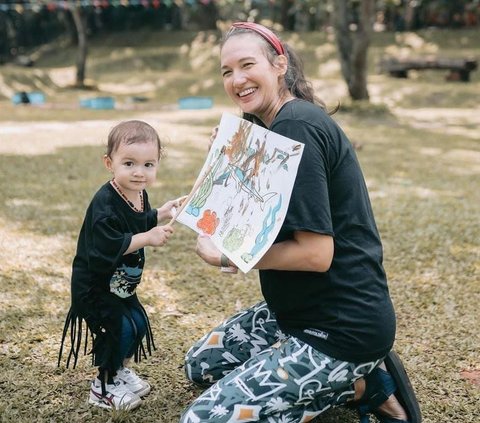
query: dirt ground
0 107 230 155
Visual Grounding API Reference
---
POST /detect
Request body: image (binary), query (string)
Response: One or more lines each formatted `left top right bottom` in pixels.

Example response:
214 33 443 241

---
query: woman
181 22 421 423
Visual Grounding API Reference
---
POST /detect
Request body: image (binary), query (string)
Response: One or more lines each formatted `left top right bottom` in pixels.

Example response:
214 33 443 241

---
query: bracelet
220 253 238 274
220 253 230 268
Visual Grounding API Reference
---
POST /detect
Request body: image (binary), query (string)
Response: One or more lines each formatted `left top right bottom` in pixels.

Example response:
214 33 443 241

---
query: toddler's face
104 141 159 194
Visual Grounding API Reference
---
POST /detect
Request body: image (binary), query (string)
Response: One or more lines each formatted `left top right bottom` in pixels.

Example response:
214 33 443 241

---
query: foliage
1 0 479 64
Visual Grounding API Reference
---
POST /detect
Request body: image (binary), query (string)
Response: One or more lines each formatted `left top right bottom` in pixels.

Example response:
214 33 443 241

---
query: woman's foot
375 392 408 421
354 374 408 421
353 351 421 423
374 362 408 421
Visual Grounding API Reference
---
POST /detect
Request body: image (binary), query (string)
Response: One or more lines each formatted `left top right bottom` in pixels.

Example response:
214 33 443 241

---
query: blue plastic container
178 96 213 110
28 92 46 104
79 96 115 110
11 91 46 105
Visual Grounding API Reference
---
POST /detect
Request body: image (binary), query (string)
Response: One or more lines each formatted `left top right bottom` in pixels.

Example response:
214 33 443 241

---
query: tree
333 0 374 100
280 0 295 30
69 1 87 88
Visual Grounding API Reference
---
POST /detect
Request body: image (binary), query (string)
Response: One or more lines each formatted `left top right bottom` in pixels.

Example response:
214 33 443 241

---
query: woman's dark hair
283 43 325 107
221 25 332 115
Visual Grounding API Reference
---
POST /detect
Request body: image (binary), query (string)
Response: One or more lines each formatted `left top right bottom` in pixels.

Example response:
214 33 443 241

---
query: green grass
0 28 479 422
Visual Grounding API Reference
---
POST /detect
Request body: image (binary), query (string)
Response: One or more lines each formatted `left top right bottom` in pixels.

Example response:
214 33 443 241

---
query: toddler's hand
158 195 188 221
148 225 173 247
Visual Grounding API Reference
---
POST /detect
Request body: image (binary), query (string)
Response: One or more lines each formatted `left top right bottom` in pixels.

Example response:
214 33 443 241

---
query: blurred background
1 0 479 110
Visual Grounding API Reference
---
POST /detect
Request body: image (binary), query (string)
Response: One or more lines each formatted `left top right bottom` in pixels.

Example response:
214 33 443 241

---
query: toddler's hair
106 120 163 158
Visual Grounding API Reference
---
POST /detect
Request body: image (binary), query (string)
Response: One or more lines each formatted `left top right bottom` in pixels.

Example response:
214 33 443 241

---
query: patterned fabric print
185 301 287 387
109 250 144 298
182 302 381 422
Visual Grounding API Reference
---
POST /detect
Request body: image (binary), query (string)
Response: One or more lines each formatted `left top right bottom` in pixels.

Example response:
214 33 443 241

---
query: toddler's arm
124 225 174 255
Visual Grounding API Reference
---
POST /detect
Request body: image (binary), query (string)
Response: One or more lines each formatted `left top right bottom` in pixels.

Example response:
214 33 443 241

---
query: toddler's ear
103 154 113 172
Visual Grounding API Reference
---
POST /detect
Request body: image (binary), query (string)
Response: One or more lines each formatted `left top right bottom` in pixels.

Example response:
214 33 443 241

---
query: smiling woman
181 22 422 423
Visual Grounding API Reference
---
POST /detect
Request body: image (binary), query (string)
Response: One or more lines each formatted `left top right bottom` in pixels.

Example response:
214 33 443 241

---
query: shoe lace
118 367 142 384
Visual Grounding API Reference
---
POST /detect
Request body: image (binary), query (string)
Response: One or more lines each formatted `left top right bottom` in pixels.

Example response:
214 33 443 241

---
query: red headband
231 22 285 56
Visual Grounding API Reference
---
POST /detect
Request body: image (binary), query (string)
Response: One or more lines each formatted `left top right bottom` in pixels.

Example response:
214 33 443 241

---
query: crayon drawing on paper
176 113 304 273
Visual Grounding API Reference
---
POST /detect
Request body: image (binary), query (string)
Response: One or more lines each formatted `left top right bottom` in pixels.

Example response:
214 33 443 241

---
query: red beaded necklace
110 179 144 212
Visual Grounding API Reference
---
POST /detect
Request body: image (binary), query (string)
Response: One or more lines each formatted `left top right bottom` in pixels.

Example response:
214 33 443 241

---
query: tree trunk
404 0 415 31
70 2 87 88
333 0 374 101
280 0 295 30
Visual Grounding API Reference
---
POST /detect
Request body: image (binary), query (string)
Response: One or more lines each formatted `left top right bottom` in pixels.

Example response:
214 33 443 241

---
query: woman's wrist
220 253 237 269
220 253 229 268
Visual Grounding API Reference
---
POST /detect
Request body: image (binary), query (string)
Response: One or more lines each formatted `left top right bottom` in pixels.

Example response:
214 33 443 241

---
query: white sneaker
89 378 142 410
116 367 151 397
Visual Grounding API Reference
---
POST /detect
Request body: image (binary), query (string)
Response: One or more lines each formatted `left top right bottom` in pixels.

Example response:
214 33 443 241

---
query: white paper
176 113 304 273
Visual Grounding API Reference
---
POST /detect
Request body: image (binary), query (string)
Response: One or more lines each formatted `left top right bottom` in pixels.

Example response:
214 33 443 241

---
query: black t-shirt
71 182 158 315
259 99 396 363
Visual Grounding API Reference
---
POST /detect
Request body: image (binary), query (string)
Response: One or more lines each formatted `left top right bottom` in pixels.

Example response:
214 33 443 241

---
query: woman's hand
195 235 222 267
208 126 219 151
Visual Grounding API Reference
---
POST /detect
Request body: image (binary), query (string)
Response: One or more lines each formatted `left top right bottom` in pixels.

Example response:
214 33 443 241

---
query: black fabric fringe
58 304 156 376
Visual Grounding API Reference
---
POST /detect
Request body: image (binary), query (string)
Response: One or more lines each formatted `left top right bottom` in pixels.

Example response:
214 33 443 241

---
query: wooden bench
380 57 478 82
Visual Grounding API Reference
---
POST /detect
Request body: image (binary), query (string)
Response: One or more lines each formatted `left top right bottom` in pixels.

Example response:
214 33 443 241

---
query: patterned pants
181 301 381 422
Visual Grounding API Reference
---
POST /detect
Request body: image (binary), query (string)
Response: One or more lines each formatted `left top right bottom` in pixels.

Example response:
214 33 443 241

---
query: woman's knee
184 348 230 386
184 353 213 386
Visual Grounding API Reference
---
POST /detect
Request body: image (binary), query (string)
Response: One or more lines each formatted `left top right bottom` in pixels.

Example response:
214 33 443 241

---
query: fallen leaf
460 369 480 386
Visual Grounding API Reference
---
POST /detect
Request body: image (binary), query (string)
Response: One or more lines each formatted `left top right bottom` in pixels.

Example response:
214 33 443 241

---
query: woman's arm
255 231 333 272
196 231 333 273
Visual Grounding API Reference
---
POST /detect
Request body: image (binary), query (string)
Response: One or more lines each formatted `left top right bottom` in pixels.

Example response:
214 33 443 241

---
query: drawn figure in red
196 209 220 235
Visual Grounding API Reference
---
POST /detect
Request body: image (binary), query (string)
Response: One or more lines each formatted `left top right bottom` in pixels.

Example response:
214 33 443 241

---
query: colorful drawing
196 209 220 235
241 195 282 264
176 113 304 273
186 148 225 217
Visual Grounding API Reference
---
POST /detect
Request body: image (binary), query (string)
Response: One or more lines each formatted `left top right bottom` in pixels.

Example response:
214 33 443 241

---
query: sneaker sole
135 385 151 397
88 394 142 410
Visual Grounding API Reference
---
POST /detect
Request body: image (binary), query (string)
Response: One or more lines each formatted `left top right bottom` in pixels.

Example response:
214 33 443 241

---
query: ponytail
283 44 325 108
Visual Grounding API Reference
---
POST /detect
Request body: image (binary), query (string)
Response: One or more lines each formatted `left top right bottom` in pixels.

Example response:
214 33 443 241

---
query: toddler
59 120 181 410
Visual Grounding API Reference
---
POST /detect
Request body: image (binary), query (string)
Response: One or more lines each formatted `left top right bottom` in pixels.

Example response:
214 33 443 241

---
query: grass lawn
0 28 479 422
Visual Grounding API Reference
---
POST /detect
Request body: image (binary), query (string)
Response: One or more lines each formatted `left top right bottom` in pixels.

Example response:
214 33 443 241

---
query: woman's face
220 33 288 126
